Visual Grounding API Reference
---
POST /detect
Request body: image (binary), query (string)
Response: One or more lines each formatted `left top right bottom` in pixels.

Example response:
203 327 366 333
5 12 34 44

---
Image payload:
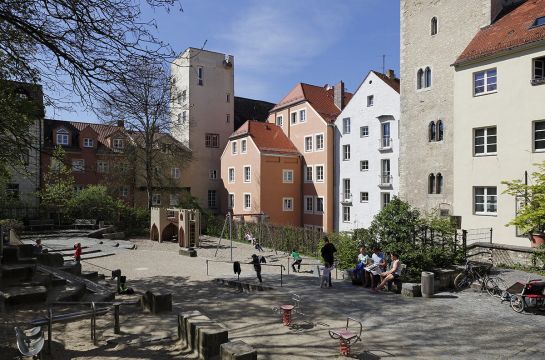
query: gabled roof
270 83 353 123
371 71 400 93
230 120 299 156
68 121 124 145
455 0 545 65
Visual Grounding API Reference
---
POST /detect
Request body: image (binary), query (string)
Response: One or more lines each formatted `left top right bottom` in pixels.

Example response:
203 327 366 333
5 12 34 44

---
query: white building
170 48 235 213
335 70 400 231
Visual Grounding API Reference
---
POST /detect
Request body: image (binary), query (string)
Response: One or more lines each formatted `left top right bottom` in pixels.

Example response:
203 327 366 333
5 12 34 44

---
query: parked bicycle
454 260 497 295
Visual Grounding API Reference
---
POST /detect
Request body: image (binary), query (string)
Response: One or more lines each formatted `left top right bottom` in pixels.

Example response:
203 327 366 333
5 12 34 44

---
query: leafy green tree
67 185 119 221
368 197 422 246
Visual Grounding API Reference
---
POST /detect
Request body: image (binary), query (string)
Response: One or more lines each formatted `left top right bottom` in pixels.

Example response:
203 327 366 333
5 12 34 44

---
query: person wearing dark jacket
250 254 262 283
320 236 337 287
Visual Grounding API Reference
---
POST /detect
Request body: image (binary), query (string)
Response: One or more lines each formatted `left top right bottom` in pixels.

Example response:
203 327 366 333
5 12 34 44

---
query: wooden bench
28 220 54 231
73 219 97 229
328 317 363 357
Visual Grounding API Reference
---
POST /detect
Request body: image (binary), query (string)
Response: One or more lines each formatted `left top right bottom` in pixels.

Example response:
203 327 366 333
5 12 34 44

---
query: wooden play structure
150 207 200 247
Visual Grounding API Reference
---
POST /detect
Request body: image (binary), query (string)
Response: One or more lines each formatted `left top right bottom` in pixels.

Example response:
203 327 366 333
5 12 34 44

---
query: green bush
67 185 118 221
319 232 360 269
117 205 150 236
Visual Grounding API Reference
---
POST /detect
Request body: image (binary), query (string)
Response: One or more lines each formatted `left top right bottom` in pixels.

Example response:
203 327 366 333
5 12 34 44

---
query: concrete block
143 290 172 314
102 232 125 240
178 310 202 344
1 285 47 305
0 264 35 280
179 247 198 257
197 323 228 360
221 340 257 360
187 316 213 351
401 283 422 297
36 253 64 267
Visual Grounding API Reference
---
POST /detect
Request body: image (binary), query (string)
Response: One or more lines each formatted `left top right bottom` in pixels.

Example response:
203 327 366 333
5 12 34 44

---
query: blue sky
46 0 400 122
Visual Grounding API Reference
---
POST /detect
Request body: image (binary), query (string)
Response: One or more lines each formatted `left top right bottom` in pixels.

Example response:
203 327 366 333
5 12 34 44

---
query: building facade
335 71 400 231
399 0 515 216
221 121 302 226
453 0 545 245
170 48 235 214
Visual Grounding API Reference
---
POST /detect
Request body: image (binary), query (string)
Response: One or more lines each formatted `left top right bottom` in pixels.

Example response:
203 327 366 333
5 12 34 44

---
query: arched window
429 121 436 142
428 174 436 194
437 120 444 141
436 173 443 194
431 17 438 35
425 67 432 88
417 69 424 89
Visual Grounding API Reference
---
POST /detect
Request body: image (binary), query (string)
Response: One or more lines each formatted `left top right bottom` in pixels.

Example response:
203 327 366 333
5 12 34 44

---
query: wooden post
114 303 120 334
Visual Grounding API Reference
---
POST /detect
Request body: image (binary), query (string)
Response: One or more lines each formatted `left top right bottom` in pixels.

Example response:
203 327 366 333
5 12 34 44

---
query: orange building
221 121 302 226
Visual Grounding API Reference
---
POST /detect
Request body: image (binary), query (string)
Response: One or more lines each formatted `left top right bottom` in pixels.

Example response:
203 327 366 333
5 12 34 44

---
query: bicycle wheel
510 295 525 313
485 278 501 297
454 272 471 290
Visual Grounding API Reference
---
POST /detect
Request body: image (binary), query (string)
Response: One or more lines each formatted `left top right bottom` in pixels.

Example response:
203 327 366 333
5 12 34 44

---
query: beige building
170 48 235 213
399 0 523 216
453 0 545 246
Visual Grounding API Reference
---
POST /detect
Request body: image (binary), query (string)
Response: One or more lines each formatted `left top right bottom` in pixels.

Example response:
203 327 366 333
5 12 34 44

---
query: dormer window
532 16 545 28
56 128 69 145
113 138 124 149
83 138 94 148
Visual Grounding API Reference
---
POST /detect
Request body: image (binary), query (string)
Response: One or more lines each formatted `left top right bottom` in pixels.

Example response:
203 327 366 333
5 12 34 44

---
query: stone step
81 271 99 280
1 285 48 306
48 283 87 302
0 264 36 280
102 232 125 240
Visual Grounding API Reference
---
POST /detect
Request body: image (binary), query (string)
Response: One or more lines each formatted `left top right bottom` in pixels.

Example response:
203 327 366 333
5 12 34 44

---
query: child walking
290 249 302 272
250 254 262 283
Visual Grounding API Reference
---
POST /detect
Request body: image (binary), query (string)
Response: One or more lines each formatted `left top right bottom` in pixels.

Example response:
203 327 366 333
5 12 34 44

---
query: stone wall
467 242 543 268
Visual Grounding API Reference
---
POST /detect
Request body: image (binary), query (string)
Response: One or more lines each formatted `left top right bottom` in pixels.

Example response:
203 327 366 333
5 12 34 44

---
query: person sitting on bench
365 247 385 290
374 253 401 292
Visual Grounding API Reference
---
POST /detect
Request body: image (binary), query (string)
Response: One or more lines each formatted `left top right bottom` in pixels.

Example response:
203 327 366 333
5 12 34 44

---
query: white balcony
379 137 392 150
340 193 352 204
379 174 392 187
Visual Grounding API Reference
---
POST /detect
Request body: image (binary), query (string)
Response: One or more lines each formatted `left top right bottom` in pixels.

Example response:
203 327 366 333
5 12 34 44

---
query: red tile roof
455 0 545 65
270 83 353 123
372 71 400 93
230 120 299 155
68 121 124 146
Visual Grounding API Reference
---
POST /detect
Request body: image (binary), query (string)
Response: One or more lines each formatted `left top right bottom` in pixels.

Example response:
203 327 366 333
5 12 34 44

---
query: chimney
117 120 124 128
334 81 345 110
386 69 396 79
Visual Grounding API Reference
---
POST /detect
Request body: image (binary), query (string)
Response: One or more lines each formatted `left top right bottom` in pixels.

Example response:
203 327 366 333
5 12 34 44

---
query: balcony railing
379 137 392 150
340 193 352 203
379 174 392 187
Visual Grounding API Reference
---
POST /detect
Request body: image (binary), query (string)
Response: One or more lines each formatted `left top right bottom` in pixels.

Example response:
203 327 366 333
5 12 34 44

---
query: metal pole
489 228 493 244
114 304 120 334
280 265 283 287
206 260 209 276
287 257 290 274
229 213 233 262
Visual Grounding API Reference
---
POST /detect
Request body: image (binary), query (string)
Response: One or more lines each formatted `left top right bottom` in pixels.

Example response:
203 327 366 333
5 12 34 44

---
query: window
172 167 181 179
57 128 69 145
304 196 314 213
283 197 294 211
181 90 187 103
315 134 324 150
474 187 497 215
367 95 374 107
474 127 497 155
437 120 444 141
226 93 230 103
181 111 187 124
226 114 230 123
380 159 391 185
425 67 432 88
169 194 179 206
276 115 283 127
209 169 217 180
112 139 123 150
532 16 545 28
299 109 306 123
232 141 237 154
304 136 313 152
315 197 324 213
74 184 84 193
152 193 161 206
228 193 235 210
429 121 436 142
360 160 369 171
360 192 369 202
241 139 247 153
198 67 203 85
343 118 351 134
428 173 436 194
243 166 251 183
381 193 391 209
431 17 438 35
291 112 297 124
315 165 324 182
305 166 313 182
436 173 443 194
342 178 351 201
283 169 294 183
343 206 351 222
6 183 19 199
97 161 109 173
228 167 235 183
417 67 432 89
534 121 545 151
360 126 369 137
121 186 129 198
474 69 497 95
417 69 424 90
83 138 94 148
533 56 545 85
381 122 391 148
208 190 217 209
205 133 219 148
244 193 251 210
72 159 84 172
342 145 351 161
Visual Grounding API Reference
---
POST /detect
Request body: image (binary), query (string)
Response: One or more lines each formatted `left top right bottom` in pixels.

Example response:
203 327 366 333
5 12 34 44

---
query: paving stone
401 282 422 297
221 340 257 360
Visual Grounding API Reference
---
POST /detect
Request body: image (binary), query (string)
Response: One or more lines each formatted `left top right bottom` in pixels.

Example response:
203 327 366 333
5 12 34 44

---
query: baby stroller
508 278 545 313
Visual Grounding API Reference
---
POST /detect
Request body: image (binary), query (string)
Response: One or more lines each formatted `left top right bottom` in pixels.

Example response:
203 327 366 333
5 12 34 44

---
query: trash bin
421 271 434 298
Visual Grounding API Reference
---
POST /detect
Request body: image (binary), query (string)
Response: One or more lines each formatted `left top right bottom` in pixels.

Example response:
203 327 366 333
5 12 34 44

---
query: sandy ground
2 236 545 359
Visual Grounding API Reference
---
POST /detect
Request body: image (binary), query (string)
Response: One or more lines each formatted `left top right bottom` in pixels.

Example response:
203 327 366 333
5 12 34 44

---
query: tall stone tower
170 48 235 213
399 0 515 215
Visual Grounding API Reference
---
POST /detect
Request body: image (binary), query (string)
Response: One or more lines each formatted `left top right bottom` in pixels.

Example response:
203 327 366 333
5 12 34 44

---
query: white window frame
232 141 238 155
342 144 351 161
121 186 129 198
283 197 294 212
282 169 294 183
305 166 313 183
473 126 497 156
473 68 497 96
83 138 94 148
291 112 297 125
474 186 497 216
299 109 306 123
533 57 545 82
315 165 324 183
367 95 374 107
209 169 217 180
113 138 124 150
243 193 251 211
172 167 181 179
241 139 247 153
57 128 69 145
243 165 251 183
315 196 324 214
228 167 235 183
381 192 391 209
97 160 109 173
360 160 369 171
304 196 314 214
360 126 369 137
342 118 351 134
360 192 369 202
315 133 324 151
304 136 313 152
342 206 351 223
228 193 235 210
534 120 545 152
152 193 161 206
72 159 85 172
276 115 283 127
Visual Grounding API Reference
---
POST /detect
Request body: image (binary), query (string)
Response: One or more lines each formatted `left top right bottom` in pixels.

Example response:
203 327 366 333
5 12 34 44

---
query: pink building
221 121 302 226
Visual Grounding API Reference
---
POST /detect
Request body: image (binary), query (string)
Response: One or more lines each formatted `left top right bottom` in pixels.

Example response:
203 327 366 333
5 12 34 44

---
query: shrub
117 205 150 236
67 185 118 221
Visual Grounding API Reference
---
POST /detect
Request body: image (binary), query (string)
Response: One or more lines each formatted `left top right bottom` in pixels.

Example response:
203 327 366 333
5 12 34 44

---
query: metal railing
340 193 352 203
205 259 286 286
379 137 392 149
379 174 393 186
286 257 339 279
